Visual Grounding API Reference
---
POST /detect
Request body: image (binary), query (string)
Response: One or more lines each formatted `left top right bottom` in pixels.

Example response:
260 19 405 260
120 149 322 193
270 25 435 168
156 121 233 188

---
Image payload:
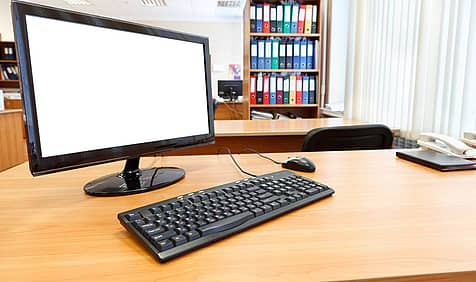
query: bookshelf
0 41 20 89
243 0 323 119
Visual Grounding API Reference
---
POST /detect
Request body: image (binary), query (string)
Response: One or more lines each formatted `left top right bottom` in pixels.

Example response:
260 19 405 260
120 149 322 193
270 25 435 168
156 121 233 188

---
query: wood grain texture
1 150 476 281
215 102 247 120
0 110 26 171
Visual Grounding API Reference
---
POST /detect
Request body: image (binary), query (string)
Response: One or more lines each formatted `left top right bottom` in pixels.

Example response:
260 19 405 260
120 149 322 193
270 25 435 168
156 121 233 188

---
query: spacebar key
198 211 254 236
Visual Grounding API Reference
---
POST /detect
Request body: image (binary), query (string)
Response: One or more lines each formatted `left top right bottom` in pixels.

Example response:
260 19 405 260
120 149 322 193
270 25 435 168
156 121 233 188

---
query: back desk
1 150 475 281
170 118 378 155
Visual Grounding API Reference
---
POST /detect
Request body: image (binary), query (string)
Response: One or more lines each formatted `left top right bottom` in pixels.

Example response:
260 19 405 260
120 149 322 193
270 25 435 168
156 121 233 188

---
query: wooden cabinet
243 0 323 119
0 110 27 172
0 41 20 89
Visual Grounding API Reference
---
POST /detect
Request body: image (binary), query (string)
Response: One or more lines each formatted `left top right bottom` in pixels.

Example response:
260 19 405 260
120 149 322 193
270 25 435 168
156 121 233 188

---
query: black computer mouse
281 156 316 172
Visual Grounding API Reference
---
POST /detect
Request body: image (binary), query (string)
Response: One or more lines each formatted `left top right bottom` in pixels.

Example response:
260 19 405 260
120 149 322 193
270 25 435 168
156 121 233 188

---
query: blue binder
302 75 309 104
256 4 263 33
293 39 300 69
300 40 307 69
270 74 277 104
307 40 314 69
291 4 299 33
264 39 272 69
250 39 258 69
257 40 265 69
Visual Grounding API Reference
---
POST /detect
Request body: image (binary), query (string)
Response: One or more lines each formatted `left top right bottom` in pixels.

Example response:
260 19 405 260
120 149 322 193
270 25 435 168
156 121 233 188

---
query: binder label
277 77 283 90
251 44 257 56
271 8 276 21
280 44 286 57
257 76 263 91
270 76 276 92
284 78 289 91
265 42 272 57
272 41 279 57
250 6 256 20
264 6 269 21
251 77 256 92
257 7 263 20
277 6 283 21
299 9 305 21
301 44 307 56
310 78 315 91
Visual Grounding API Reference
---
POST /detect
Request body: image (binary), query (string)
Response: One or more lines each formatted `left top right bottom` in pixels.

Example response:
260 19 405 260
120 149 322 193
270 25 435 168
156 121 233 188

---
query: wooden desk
170 118 376 155
0 109 27 172
1 150 476 281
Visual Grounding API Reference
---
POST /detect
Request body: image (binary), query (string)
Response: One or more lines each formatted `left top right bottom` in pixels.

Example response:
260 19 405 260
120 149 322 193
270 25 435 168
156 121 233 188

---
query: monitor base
84 158 185 196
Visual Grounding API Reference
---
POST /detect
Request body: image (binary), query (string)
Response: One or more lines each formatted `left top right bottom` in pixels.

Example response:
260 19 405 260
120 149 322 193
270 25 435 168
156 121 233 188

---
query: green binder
283 4 291 33
283 76 290 104
271 39 279 69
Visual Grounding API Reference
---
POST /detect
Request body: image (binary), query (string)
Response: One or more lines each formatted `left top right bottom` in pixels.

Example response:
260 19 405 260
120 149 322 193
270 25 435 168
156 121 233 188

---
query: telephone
463 131 476 148
417 132 476 159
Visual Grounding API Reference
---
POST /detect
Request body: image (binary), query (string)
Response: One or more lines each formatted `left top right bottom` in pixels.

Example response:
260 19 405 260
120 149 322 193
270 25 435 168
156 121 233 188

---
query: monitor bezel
217 80 243 99
12 1 215 176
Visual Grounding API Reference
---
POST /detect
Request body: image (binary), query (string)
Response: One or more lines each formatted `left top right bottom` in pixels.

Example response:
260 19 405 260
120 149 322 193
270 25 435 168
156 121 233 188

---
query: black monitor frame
217 80 242 101
12 1 214 193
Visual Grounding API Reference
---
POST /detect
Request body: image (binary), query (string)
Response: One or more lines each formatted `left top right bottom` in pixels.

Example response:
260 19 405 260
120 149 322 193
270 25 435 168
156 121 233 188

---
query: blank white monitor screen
25 15 210 158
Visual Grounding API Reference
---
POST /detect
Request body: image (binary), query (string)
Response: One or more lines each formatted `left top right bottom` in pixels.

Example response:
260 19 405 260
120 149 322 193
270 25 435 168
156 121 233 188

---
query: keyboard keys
119 170 335 262
198 211 254 236
171 235 187 246
155 239 174 252
152 230 177 242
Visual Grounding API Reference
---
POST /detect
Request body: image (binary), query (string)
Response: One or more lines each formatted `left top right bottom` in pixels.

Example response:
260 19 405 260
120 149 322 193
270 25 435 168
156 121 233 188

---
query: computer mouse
281 156 316 172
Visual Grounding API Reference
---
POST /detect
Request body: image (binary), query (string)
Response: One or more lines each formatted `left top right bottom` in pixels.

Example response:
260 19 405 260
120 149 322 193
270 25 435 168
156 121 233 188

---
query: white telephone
463 131 476 148
417 132 476 159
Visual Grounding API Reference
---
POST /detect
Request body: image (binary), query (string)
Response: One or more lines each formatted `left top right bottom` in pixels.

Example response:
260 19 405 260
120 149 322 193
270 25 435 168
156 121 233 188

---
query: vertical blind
344 0 476 139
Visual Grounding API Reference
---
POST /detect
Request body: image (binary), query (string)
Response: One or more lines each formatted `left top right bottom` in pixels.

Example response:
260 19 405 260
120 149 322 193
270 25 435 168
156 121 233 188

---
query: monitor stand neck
121 157 142 187
83 156 185 196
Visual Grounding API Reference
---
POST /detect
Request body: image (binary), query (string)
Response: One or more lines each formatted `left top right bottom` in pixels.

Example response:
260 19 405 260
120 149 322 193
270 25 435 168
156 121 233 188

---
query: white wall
141 20 243 98
0 0 14 41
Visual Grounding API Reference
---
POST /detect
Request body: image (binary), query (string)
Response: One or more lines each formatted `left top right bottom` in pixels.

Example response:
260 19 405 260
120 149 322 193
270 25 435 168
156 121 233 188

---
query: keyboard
118 170 335 262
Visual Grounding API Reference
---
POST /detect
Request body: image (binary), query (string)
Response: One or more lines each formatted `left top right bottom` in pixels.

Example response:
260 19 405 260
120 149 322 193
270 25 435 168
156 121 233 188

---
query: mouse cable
216 146 257 178
238 148 284 165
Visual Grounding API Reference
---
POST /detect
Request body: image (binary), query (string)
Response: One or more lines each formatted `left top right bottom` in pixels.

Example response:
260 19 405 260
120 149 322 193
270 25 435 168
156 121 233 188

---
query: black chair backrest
302 124 393 152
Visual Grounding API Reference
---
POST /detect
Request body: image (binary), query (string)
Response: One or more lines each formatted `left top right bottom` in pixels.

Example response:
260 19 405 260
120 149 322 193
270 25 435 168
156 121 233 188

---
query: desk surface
1 150 476 281
214 118 370 137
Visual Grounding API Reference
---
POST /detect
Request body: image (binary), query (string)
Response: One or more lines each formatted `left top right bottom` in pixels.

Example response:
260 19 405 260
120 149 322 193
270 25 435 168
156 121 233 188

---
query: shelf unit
0 41 20 89
243 0 323 119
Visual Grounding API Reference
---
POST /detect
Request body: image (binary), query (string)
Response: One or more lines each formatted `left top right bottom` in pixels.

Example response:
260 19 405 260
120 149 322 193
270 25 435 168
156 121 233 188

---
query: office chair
302 124 393 152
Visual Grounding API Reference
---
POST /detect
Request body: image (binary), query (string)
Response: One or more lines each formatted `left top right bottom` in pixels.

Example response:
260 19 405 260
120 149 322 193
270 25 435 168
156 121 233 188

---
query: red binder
298 5 306 34
263 75 270 104
296 75 303 104
276 75 283 104
250 75 257 104
263 3 271 33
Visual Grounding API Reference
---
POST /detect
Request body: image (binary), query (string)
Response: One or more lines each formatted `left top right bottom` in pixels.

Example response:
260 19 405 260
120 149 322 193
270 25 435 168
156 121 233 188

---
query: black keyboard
118 170 335 262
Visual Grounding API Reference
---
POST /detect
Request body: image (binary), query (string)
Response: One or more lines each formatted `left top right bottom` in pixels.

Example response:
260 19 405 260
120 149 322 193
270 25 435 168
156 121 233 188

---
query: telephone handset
417 132 476 159
463 131 476 148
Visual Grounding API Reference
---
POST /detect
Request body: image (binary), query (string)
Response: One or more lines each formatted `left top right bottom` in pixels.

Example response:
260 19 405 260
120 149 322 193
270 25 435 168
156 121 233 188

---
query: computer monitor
217 80 242 101
12 1 214 196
